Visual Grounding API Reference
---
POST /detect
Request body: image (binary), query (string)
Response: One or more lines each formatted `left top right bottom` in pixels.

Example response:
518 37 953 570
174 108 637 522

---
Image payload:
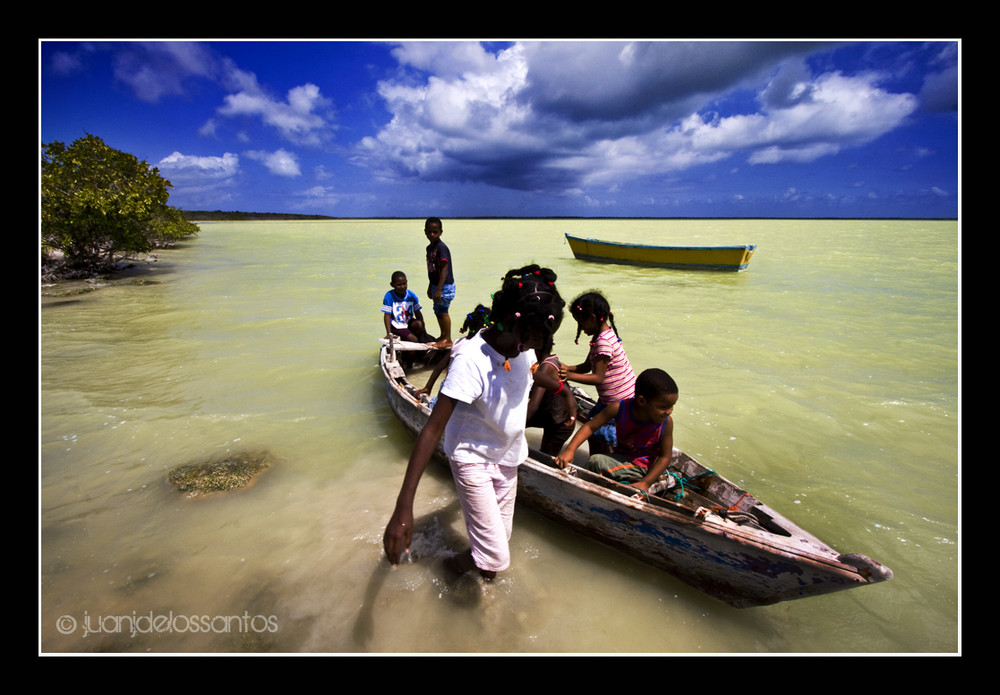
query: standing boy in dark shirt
424 217 455 348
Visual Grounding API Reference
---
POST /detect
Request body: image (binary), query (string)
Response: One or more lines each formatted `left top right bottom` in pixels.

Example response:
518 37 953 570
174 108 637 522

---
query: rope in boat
708 492 766 529
713 507 766 530
657 471 765 529
662 469 715 501
623 468 715 502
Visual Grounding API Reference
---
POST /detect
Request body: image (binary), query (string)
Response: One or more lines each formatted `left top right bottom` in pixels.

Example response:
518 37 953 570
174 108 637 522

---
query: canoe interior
379 337 444 351
379 344 892 608
565 234 756 271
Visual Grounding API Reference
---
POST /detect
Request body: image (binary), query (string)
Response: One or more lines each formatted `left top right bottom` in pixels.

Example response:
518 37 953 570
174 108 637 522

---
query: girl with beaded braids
558 291 636 455
384 265 565 579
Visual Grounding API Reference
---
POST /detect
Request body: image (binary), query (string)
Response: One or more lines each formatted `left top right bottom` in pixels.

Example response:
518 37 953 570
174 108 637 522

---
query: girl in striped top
559 292 637 454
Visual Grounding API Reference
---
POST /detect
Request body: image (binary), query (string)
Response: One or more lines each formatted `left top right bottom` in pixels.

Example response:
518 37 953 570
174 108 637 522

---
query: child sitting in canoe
382 270 432 343
526 334 578 456
558 291 637 455
406 317 436 344
554 368 678 497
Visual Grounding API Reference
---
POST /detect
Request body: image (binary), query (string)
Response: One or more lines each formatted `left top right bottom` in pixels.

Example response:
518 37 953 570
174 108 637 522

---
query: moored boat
379 340 892 608
565 233 756 271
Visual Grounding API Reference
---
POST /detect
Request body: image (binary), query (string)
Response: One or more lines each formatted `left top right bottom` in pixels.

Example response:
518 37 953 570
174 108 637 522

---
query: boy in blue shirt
382 271 429 342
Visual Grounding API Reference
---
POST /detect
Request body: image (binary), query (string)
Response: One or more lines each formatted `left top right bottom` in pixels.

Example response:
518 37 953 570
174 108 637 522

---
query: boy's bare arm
554 402 617 468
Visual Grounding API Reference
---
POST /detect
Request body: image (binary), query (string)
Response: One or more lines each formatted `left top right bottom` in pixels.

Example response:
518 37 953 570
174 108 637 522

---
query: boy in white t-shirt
382 270 429 342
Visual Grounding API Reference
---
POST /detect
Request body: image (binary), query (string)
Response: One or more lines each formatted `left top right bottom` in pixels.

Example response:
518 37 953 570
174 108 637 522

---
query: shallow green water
40 218 959 653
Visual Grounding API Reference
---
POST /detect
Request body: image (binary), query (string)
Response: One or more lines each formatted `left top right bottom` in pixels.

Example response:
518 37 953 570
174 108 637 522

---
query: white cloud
245 148 301 177
218 82 334 147
156 151 241 206
357 41 923 194
97 42 337 147
390 41 502 79
158 151 240 179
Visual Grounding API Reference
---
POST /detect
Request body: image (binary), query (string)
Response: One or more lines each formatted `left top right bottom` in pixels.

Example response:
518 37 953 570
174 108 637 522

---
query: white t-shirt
439 331 536 467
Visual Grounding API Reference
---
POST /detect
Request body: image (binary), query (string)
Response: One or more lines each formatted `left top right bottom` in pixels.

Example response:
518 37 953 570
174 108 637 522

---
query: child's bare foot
444 550 496 580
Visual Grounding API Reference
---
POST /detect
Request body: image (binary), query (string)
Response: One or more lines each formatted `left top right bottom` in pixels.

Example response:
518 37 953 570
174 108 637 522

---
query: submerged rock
167 450 273 497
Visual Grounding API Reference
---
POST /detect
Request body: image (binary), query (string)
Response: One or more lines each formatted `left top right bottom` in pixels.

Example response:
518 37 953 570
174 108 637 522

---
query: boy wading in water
383 265 565 579
424 217 455 348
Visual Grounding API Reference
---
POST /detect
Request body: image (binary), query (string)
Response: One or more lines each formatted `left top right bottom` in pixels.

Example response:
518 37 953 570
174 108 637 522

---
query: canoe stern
516 459 890 608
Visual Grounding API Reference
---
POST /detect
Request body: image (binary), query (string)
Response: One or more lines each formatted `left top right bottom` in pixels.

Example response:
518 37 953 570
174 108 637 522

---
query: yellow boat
566 234 756 271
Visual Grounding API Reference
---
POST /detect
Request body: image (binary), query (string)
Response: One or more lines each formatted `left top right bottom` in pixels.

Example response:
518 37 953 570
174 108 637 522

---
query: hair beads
570 292 621 345
490 265 565 346
461 304 491 335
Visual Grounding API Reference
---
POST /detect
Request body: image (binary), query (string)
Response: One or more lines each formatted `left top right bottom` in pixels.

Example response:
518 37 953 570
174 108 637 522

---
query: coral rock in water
167 450 273 497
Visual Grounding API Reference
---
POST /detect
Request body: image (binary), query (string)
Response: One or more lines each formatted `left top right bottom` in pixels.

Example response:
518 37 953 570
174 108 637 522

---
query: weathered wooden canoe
566 233 757 271
379 341 892 608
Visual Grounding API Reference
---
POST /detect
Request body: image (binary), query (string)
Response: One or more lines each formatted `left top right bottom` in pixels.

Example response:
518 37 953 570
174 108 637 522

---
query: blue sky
39 39 959 219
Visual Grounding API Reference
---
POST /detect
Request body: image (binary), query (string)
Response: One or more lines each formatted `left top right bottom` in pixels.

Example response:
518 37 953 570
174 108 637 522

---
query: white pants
449 459 519 572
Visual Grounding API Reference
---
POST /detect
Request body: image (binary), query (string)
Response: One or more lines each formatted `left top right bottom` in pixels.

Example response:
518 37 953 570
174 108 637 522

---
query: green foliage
41 134 198 270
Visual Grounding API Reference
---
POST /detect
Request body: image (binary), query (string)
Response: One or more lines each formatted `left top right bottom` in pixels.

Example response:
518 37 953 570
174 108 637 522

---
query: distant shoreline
181 211 958 222
181 211 337 221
